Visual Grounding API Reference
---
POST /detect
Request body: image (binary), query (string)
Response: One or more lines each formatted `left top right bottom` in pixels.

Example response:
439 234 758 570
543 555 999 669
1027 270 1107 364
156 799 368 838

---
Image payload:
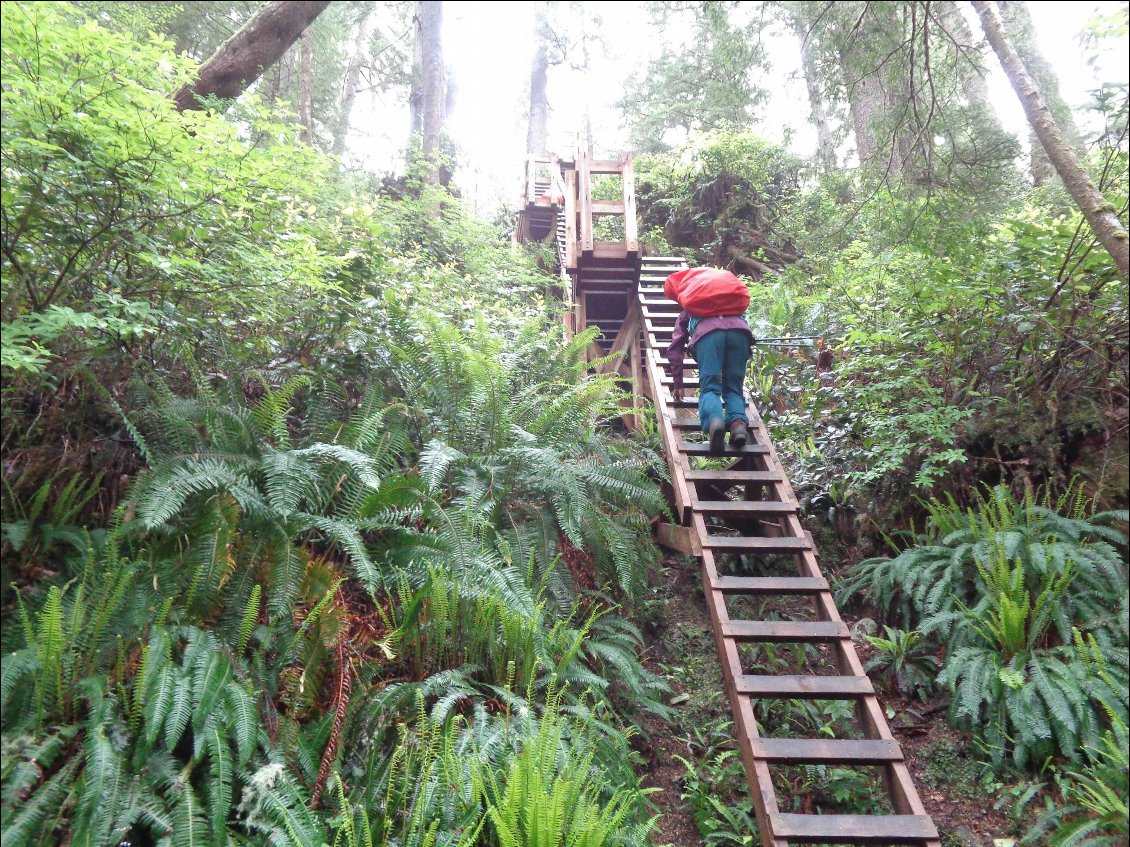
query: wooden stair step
701 534 808 551
735 674 872 698
722 620 847 641
693 500 797 514
770 813 938 844
679 442 768 456
684 470 782 482
713 575 828 594
752 738 902 764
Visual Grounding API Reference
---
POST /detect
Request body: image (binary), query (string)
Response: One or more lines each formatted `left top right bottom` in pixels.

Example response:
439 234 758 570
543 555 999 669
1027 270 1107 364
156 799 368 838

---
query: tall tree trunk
996 0 1082 186
298 26 314 144
410 1 446 182
841 53 885 168
793 18 836 171
936 0 1002 127
527 11 550 157
972 0 1128 278
333 7 378 156
173 0 331 112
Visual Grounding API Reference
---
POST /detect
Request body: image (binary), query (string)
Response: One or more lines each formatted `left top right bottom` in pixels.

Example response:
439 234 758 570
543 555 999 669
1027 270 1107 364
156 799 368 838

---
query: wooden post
564 170 578 272
578 154 594 258
629 334 644 431
622 154 639 258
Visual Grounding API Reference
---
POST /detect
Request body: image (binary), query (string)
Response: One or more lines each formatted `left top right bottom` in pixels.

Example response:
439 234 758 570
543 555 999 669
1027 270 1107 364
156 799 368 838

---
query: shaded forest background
0 2 1126 846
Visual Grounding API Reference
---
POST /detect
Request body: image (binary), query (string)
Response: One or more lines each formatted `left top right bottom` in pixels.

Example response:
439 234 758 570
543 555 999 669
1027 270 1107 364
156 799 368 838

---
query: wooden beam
594 300 642 375
629 333 644 431
592 200 625 215
564 169 578 272
578 154 594 257
589 158 625 173
623 155 639 257
655 521 702 557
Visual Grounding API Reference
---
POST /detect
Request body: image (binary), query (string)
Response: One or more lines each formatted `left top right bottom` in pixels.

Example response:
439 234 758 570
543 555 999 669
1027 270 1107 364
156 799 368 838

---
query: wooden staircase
638 255 939 846
519 150 940 842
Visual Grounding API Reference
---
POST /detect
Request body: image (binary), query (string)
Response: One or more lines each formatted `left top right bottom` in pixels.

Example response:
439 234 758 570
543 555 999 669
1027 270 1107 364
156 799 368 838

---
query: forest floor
637 554 1033 847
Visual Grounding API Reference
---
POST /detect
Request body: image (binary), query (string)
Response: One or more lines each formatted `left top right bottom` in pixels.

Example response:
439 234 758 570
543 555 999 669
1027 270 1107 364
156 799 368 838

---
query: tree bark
935 0 1001 127
527 34 549 156
411 1 446 182
298 26 314 144
173 1 331 112
841 54 885 168
794 20 836 171
997 0 1082 186
332 7 378 156
972 0 1128 278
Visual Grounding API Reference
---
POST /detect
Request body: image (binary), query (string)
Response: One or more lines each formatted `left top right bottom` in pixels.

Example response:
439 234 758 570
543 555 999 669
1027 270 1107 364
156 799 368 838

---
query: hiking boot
729 420 749 449
707 418 725 455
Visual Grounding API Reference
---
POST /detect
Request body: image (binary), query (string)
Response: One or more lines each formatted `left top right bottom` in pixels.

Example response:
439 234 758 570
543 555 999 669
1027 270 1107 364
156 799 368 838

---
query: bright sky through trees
346 1 1128 213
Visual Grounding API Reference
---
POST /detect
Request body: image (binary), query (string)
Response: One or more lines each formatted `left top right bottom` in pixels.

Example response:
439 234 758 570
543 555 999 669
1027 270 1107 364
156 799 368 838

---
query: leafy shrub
863 627 938 701
842 485 1128 767
1022 716 1129 847
839 484 1128 644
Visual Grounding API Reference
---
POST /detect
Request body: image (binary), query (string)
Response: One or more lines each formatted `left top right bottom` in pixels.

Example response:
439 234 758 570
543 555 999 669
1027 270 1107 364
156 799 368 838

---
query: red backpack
663 267 750 317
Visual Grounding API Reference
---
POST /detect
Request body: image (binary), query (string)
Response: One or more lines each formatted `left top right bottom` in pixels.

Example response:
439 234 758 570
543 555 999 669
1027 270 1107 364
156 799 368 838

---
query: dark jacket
665 312 753 392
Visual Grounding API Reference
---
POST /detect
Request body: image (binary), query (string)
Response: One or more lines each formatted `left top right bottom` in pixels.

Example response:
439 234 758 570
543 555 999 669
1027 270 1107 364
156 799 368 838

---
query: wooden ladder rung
679 442 769 456
722 620 847 641
735 674 873 698
700 535 809 552
693 500 797 514
771 813 938 844
713 575 828 594
685 470 782 482
752 738 903 764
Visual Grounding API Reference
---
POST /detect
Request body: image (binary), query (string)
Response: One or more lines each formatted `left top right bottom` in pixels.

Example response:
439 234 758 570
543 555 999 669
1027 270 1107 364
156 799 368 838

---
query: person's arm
665 311 690 394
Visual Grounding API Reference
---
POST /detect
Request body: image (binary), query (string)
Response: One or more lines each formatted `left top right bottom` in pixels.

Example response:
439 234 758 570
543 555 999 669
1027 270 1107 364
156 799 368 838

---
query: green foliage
840 484 1128 644
397 316 666 601
843 485 1127 767
635 130 802 271
863 627 938 701
675 720 757 846
1023 714 1129 847
620 4 767 153
481 687 653 847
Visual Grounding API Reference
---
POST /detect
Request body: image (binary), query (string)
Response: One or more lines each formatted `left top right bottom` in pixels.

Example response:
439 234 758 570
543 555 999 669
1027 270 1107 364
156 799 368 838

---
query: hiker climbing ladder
638 255 939 846
517 153 941 844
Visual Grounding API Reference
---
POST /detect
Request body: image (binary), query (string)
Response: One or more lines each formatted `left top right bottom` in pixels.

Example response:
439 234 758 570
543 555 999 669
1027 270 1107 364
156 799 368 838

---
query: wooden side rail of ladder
637 255 940 847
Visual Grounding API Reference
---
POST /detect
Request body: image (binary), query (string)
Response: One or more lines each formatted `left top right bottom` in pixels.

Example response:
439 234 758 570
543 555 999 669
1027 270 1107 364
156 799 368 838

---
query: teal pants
694 329 751 432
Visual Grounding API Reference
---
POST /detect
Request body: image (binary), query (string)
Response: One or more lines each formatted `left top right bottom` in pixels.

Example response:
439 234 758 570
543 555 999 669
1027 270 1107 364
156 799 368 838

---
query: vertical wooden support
564 169 578 273
622 154 638 258
578 154 594 258
576 291 587 352
628 334 644 431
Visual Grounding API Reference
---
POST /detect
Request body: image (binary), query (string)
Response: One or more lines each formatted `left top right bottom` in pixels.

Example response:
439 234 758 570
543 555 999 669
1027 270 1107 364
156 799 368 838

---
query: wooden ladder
638 255 940 846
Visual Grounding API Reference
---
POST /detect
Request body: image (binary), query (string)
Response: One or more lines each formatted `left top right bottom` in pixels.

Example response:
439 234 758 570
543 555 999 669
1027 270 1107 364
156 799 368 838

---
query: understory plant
840 484 1129 767
1022 714 1129 847
863 627 938 701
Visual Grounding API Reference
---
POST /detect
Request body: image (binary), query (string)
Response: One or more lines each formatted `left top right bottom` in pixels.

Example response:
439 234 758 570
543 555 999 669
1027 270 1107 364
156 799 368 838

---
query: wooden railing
574 153 638 264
